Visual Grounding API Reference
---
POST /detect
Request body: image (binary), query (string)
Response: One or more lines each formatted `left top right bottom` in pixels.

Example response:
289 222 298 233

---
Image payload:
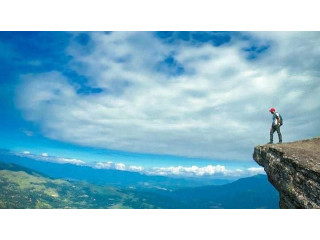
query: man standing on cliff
268 107 282 144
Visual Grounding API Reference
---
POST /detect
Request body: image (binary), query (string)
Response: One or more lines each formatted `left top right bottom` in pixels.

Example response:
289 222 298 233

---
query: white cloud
13 150 263 178
23 130 33 137
93 161 143 172
16 32 320 161
56 157 86 165
146 165 265 178
146 165 228 177
247 167 265 175
92 159 265 178
14 151 85 166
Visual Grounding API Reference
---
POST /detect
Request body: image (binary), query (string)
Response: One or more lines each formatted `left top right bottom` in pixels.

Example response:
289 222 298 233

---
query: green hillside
0 161 278 209
0 162 158 209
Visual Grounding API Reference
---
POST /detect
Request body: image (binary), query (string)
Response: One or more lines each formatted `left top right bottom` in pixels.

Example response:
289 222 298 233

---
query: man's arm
276 115 280 126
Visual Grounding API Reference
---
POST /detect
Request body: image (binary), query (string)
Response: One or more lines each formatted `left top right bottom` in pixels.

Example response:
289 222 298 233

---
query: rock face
253 137 320 209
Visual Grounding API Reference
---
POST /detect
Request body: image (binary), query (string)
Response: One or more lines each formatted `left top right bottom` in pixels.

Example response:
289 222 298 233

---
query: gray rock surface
253 137 320 209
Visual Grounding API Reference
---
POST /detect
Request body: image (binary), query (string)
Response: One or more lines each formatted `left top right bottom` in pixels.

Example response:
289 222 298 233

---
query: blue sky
1 31 320 178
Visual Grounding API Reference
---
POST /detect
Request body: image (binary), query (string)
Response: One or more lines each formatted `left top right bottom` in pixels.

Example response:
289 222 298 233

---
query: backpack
278 112 283 126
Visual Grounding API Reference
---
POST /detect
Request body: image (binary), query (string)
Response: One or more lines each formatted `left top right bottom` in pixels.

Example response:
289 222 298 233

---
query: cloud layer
16 32 320 160
15 151 86 166
15 150 264 178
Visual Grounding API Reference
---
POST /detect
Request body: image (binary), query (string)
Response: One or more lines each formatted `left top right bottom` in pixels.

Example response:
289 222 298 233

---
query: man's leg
276 126 282 143
269 127 275 143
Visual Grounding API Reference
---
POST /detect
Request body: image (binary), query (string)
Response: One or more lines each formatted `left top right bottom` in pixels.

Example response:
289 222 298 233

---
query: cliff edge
253 137 320 209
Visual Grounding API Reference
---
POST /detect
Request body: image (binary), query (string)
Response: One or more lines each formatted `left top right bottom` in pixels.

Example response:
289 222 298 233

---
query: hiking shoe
267 142 273 144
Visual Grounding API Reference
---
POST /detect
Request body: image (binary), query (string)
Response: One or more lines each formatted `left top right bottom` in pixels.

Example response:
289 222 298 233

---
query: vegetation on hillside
0 161 279 209
0 162 159 209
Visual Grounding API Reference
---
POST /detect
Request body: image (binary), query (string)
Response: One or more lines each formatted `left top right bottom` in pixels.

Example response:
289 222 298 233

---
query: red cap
269 107 276 112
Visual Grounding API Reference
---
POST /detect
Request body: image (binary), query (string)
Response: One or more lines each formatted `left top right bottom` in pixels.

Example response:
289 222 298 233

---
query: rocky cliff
253 137 320 209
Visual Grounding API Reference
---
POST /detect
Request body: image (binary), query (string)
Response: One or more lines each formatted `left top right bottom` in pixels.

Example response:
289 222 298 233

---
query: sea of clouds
17 150 264 178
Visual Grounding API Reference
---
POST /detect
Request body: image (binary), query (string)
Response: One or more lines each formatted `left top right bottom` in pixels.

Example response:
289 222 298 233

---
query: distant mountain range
0 151 232 189
165 174 279 208
0 151 279 209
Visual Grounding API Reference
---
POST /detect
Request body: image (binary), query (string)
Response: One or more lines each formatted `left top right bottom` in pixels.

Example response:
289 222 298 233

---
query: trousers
270 125 282 143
